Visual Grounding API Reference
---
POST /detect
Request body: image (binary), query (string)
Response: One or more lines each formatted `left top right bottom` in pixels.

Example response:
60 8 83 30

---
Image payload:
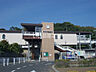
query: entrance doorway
29 39 41 60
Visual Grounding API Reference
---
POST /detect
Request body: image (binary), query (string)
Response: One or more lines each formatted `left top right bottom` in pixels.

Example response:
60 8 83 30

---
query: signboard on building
43 52 48 57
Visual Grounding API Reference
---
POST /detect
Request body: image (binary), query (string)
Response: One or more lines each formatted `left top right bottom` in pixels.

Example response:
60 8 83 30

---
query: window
60 35 63 39
2 34 5 39
55 35 58 39
35 27 41 32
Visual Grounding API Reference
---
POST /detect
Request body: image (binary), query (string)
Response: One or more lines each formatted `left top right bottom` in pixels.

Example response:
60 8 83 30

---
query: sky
0 0 96 29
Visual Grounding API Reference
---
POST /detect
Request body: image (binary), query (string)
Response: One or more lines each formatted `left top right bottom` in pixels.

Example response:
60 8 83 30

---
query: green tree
9 26 22 31
0 28 6 31
0 40 9 52
54 22 96 39
9 43 23 54
0 40 23 57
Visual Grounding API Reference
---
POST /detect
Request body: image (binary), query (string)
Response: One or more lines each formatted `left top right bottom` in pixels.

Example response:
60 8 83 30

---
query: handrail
23 31 41 37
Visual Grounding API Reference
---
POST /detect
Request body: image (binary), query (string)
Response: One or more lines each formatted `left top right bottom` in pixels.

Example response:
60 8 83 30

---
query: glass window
60 35 63 39
2 34 5 39
35 27 41 32
55 35 58 39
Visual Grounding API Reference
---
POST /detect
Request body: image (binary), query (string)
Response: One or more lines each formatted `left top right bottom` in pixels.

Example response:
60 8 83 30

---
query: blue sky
0 0 96 29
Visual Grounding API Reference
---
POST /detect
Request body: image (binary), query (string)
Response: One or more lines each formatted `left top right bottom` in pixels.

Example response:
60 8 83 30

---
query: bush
55 59 70 68
78 58 96 67
0 40 23 57
55 58 96 68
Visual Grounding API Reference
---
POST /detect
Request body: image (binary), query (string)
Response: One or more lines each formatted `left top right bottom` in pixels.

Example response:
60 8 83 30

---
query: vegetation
0 28 6 31
55 58 96 68
54 22 96 39
9 43 23 54
0 40 23 57
55 59 70 68
9 26 22 31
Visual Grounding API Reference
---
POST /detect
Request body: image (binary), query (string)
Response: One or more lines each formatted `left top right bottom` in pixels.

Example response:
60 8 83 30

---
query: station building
0 22 95 61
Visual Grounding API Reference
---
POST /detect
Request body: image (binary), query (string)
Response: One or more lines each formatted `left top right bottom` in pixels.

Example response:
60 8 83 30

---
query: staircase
54 43 87 59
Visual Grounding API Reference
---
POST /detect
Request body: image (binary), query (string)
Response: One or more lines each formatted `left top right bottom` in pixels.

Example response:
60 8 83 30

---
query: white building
0 30 93 49
0 23 95 60
54 31 77 45
0 31 26 45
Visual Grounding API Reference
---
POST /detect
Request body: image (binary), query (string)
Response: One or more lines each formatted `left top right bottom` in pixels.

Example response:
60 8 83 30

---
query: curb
52 64 59 72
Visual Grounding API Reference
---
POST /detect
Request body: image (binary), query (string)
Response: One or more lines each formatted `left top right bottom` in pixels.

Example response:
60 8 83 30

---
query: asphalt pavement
0 61 54 72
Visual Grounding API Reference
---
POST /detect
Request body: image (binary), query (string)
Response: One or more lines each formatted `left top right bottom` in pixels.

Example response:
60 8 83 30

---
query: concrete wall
54 33 77 45
0 33 26 45
0 32 77 46
41 22 54 61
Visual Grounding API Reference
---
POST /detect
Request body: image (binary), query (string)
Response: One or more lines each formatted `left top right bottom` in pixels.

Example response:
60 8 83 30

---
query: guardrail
23 31 41 37
0 57 28 66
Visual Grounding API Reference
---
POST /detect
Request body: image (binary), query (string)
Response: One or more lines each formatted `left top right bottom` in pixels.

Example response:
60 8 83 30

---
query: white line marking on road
45 63 52 65
11 70 15 72
23 66 27 68
17 67 21 70
30 70 36 72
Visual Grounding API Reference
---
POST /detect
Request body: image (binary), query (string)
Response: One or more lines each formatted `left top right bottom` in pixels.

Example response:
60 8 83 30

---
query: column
79 32 81 50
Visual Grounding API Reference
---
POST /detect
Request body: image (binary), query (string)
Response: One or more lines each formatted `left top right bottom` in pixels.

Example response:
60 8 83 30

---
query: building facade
0 22 95 60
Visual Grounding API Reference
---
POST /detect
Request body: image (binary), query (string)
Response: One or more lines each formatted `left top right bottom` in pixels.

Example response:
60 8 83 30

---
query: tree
0 28 6 31
9 43 23 54
0 40 9 53
9 26 22 31
0 40 23 57
54 22 96 39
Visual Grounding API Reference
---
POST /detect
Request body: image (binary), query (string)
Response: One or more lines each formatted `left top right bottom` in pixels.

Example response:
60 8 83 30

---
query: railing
23 31 41 37
84 53 95 58
77 38 91 43
77 38 90 41
23 31 35 34
0 57 28 66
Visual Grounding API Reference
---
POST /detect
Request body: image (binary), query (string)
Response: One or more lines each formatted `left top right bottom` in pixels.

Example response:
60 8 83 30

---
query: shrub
55 59 70 68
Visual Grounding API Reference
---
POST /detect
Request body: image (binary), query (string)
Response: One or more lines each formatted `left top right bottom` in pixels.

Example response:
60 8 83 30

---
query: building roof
0 30 21 33
21 23 42 27
75 31 92 35
54 31 92 34
54 31 76 34
0 30 92 34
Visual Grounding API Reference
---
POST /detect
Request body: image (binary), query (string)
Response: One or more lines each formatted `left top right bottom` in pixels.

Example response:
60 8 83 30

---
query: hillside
54 22 96 39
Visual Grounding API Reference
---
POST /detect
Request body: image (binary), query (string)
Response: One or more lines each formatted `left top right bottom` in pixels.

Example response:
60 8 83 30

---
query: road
0 61 54 72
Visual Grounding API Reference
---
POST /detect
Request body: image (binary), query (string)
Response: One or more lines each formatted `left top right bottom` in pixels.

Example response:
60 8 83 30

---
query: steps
54 43 87 58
